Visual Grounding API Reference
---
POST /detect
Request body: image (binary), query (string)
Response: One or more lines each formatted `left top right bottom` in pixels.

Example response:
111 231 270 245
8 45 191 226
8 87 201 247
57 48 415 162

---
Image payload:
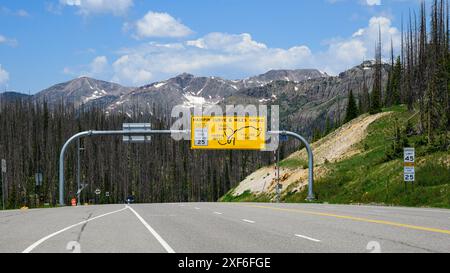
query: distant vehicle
126 196 135 204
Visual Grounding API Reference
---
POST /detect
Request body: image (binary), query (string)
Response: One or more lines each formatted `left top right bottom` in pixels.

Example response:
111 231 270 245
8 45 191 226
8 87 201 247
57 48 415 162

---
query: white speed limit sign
404 148 415 182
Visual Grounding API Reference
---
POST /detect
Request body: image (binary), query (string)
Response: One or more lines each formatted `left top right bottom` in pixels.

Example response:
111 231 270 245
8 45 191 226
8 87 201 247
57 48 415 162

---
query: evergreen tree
385 39 395 107
345 90 359 123
370 25 383 114
360 65 371 114
312 127 322 142
391 56 402 105
385 39 402 107
325 116 333 135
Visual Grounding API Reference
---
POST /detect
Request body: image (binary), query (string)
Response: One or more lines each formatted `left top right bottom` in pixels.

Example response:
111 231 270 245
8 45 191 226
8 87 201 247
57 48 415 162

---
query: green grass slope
221 105 450 208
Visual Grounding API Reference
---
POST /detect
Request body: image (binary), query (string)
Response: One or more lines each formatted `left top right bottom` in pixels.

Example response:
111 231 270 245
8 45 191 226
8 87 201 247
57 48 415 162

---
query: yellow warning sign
404 162 415 167
191 116 266 150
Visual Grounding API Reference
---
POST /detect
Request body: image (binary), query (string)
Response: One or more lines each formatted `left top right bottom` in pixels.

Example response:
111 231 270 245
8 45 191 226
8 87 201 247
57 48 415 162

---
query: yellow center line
243 204 450 236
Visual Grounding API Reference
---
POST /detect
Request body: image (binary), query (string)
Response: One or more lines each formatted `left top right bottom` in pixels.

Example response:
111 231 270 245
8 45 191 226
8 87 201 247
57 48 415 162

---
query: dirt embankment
232 112 392 198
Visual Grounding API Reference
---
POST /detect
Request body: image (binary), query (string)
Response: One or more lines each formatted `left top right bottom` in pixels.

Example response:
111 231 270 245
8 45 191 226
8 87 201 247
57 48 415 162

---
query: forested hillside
223 0 450 207
0 101 278 208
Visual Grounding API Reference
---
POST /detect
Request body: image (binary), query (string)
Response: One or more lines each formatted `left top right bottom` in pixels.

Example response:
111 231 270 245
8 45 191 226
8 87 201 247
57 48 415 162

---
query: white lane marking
214 212 223 215
126 205 175 253
242 219 255 224
295 234 321 242
195 207 201 210
22 207 128 253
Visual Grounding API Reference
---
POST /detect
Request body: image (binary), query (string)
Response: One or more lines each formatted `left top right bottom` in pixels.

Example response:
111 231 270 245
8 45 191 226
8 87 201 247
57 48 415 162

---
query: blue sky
0 0 426 93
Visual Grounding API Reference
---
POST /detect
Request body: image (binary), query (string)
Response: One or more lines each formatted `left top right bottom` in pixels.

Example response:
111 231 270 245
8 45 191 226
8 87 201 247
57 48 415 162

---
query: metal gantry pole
276 146 281 203
1 171 4 210
269 131 315 201
1 159 6 210
59 130 188 206
77 139 81 206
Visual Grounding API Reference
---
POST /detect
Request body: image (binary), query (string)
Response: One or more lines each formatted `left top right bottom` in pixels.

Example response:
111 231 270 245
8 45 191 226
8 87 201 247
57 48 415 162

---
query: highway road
0 203 449 253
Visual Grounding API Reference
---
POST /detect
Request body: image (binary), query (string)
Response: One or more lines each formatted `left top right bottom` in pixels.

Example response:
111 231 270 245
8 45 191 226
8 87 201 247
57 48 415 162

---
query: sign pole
1 159 6 210
403 147 415 191
77 139 81 206
1 170 4 210
276 147 281 203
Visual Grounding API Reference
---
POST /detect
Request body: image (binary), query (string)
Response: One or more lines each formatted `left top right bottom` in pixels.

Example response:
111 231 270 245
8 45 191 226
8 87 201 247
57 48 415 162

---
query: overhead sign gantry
58 117 315 205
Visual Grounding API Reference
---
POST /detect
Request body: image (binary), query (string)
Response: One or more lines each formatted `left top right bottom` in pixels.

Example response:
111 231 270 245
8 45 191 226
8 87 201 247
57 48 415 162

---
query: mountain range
0 62 389 136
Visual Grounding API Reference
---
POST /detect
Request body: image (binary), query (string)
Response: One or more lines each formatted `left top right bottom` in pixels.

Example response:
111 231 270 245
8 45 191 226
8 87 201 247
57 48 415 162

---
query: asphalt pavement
1 202 449 253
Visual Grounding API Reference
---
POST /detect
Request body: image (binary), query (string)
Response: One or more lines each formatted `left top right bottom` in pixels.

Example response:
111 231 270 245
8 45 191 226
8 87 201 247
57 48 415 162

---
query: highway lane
0 204 126 253
0 203 449 253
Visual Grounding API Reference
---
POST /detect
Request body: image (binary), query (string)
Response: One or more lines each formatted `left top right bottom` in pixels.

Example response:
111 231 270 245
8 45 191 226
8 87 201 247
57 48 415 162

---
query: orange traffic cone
71 198 77 207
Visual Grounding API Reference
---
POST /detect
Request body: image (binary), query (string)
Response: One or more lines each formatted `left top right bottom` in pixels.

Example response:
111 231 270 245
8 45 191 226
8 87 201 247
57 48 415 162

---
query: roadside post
76 139 85 206
95 188 101 204
275 147 281 203
276 134 288 203
35 172 43 207
76 183 88 206
1 159 6 210
404 148 415 190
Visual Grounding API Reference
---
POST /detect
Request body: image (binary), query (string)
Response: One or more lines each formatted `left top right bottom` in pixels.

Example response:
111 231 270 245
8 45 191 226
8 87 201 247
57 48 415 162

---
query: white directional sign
95 188 101 195
1 159 6 173
404 148 415 182
123 123 151 143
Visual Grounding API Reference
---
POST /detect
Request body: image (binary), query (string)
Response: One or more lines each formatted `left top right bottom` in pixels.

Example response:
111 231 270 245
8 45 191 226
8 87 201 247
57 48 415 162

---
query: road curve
0 203 449 253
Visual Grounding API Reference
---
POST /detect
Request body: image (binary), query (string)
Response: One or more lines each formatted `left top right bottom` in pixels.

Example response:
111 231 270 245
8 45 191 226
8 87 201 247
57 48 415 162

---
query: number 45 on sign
404 148 415 183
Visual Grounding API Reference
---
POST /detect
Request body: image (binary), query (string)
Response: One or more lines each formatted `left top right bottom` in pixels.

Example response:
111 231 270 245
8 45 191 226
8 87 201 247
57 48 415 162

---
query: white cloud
319 16 400 73
0 34 18 47
67 16 400 86
111 16 400 85
60 0 133 16
90 56 108 74
366 0 381 6
132 11 193 38
1 7 30 17
0 65 9 85
110 33 313 85
16 9 29 17
187 33 267 53
63 55 109 78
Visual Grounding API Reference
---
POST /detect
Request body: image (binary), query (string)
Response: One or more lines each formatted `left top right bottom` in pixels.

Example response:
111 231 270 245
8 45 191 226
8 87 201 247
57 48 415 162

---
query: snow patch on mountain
154 82 167 88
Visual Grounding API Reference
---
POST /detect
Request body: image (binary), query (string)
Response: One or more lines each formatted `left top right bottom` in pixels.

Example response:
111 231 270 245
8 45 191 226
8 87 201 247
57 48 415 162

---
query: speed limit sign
404 148 415 182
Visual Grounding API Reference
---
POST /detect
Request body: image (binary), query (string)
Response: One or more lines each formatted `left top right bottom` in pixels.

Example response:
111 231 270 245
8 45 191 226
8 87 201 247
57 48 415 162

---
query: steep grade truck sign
191 116 266 150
